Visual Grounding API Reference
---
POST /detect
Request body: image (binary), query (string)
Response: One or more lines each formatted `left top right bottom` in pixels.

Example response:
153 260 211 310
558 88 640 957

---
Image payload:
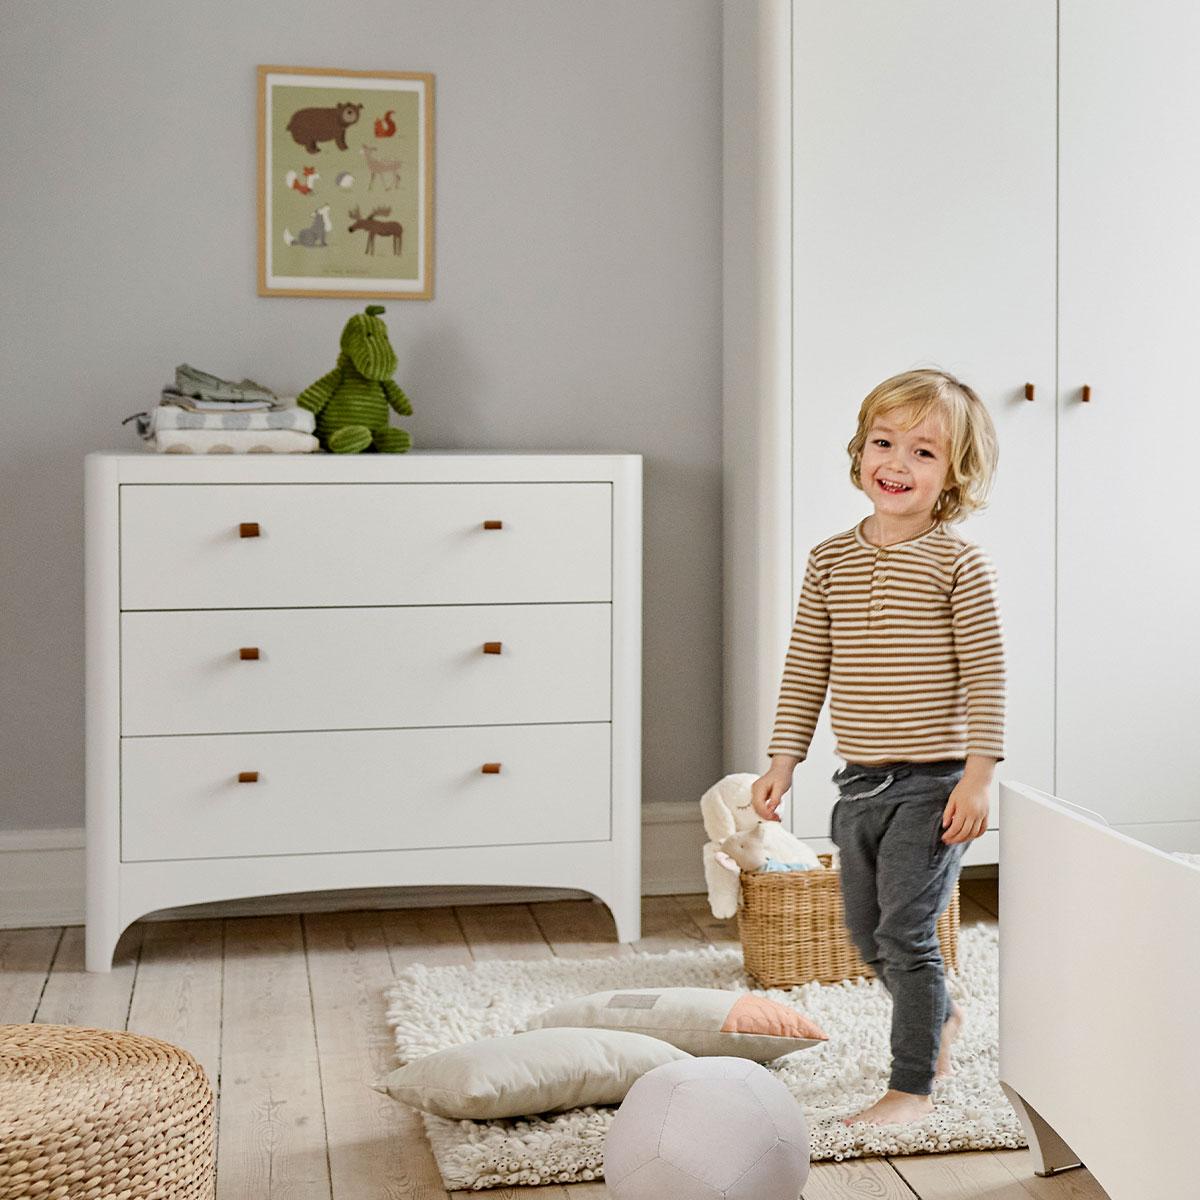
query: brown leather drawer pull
1024 382 1035 401
239 647 260 661
239 522 261 538
481 763 502 774
483 642 503 654
483 520 503 530
1081 384 1092 403
237 771 259 783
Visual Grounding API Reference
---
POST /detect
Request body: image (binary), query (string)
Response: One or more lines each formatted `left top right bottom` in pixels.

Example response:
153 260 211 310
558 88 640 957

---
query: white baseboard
0 803 709 930
0 829 87 927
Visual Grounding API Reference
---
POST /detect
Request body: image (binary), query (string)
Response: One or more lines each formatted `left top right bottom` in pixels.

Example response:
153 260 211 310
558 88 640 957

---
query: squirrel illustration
374 110 397 138
285 166 319 196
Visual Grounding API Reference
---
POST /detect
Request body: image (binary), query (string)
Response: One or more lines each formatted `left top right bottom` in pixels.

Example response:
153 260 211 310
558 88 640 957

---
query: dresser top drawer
119 482 612 609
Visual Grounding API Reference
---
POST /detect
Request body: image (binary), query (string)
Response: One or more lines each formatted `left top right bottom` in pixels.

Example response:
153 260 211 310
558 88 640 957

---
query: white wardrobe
724 1 1200 859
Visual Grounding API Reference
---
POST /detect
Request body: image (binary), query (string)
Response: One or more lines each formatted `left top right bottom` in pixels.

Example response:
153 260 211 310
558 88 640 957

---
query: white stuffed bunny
700 773 821 919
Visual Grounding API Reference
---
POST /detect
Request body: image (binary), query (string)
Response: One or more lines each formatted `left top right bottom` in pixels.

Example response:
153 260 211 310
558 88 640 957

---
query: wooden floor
0 877 1109 1199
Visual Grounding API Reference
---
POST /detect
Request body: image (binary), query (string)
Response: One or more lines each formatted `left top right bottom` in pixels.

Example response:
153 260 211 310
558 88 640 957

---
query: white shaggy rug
383 925 1023 1191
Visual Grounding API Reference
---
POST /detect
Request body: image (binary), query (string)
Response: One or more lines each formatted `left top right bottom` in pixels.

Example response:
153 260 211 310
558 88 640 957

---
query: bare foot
936 1001 965 1080
842 1089 934 1126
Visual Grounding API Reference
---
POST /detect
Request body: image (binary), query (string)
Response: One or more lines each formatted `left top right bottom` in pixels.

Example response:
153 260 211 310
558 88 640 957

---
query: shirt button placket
873 548 887 621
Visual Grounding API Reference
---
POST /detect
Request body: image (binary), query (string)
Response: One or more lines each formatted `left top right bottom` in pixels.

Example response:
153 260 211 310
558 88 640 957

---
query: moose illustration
361 144 403 190
348 206 403 256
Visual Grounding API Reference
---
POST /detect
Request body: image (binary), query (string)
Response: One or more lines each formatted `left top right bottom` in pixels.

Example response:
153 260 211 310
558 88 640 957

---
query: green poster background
271 83 420 282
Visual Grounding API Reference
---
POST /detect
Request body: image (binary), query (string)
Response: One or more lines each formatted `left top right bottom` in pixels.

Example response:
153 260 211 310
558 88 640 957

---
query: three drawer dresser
85 452 642 971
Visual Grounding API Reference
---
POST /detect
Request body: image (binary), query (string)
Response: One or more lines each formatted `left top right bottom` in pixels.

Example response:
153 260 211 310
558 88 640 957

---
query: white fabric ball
604 1056 810 1200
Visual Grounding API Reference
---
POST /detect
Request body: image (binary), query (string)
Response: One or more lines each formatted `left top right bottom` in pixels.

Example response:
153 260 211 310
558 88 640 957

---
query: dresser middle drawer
121 604 611 736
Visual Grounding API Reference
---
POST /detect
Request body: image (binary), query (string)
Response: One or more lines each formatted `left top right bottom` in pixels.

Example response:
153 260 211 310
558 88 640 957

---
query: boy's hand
750 758 797 822
941 778 990 844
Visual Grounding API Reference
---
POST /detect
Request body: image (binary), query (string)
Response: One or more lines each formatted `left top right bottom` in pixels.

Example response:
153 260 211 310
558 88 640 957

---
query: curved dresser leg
1001 1083 1083 1176
601 888 641 945
85 917 120 974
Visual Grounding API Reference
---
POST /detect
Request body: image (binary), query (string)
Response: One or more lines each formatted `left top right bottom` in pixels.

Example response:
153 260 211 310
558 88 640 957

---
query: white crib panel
999 781 1200 1197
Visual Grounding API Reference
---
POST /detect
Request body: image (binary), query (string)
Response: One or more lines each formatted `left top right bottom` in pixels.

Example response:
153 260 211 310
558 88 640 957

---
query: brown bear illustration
286 102 363 154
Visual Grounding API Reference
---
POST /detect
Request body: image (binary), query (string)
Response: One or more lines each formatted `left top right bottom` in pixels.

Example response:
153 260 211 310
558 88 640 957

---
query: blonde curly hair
846 368 999 525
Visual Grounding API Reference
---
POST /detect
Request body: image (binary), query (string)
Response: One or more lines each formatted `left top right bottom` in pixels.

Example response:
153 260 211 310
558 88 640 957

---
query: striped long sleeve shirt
767 519 1006 766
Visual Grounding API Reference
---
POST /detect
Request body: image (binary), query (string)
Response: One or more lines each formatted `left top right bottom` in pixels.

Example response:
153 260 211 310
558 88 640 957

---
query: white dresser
85 451 642 971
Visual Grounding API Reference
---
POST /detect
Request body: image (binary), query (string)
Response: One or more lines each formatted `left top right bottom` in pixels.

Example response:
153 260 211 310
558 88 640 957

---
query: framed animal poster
257 65 434 299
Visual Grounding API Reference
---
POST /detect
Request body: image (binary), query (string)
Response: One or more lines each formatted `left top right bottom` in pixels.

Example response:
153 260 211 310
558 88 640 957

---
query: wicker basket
737 855 960 988
0 1024 215 1200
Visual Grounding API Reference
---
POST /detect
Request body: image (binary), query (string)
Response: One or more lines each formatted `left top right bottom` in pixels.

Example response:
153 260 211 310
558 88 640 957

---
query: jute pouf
0 1024 215 1200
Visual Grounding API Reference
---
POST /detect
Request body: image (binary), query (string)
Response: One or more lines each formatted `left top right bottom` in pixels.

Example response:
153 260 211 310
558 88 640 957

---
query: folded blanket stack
124 364 319 454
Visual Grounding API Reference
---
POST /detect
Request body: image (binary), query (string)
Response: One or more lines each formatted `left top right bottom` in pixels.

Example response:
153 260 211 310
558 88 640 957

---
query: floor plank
530 898 632 959
309 907 453 1200
34 923 141 1030
126 918 224 1093
217 915 331 1200
992 1150 1111 1199
380 906 473 970
673 892 741 948
892 1149 1029 1199
803 1157 915 1198
0 926 62 1023
393 1102 454 1200
455 903 554 961
631 895 709 953
306 910 443 1200
961 875 999 917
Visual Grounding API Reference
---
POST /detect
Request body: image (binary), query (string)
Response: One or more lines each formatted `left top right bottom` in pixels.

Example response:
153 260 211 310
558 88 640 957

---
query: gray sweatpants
829 758 967 1096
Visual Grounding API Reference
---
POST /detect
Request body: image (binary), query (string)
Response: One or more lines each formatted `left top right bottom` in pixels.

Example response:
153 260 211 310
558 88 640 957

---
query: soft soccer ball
603 1056 810 1200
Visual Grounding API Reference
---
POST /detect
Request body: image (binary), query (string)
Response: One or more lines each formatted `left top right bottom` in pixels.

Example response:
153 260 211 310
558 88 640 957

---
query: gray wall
0 0 723 831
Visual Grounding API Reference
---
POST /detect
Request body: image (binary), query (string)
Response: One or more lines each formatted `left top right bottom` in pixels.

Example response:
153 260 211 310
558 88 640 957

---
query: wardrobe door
789 0 1057 852
1058 2 1200 845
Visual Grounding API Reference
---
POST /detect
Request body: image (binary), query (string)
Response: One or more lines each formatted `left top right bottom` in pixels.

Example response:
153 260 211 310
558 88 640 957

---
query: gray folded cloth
161 387 273 412
174 363 278 404
124 400 314 441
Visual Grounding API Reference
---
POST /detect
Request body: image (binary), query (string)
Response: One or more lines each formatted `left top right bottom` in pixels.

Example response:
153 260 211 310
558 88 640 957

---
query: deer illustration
283 205 332 248
348 206 403 256
361 143 402 190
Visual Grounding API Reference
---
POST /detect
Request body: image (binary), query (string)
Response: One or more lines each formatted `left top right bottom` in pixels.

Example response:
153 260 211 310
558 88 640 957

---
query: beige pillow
377 1026 690 1119
526 987 827 1061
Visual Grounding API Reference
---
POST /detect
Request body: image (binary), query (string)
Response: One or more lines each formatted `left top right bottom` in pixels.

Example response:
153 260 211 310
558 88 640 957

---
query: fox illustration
285 166 319 196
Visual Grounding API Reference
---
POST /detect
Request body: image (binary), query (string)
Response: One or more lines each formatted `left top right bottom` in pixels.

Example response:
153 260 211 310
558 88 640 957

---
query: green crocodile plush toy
297 305 413 453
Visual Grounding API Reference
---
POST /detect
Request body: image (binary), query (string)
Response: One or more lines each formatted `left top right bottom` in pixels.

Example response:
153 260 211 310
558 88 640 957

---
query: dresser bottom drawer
120 724 610 862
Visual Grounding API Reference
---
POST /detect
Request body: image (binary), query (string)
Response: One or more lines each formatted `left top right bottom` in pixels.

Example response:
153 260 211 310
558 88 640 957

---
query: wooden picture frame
257 65 434 299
